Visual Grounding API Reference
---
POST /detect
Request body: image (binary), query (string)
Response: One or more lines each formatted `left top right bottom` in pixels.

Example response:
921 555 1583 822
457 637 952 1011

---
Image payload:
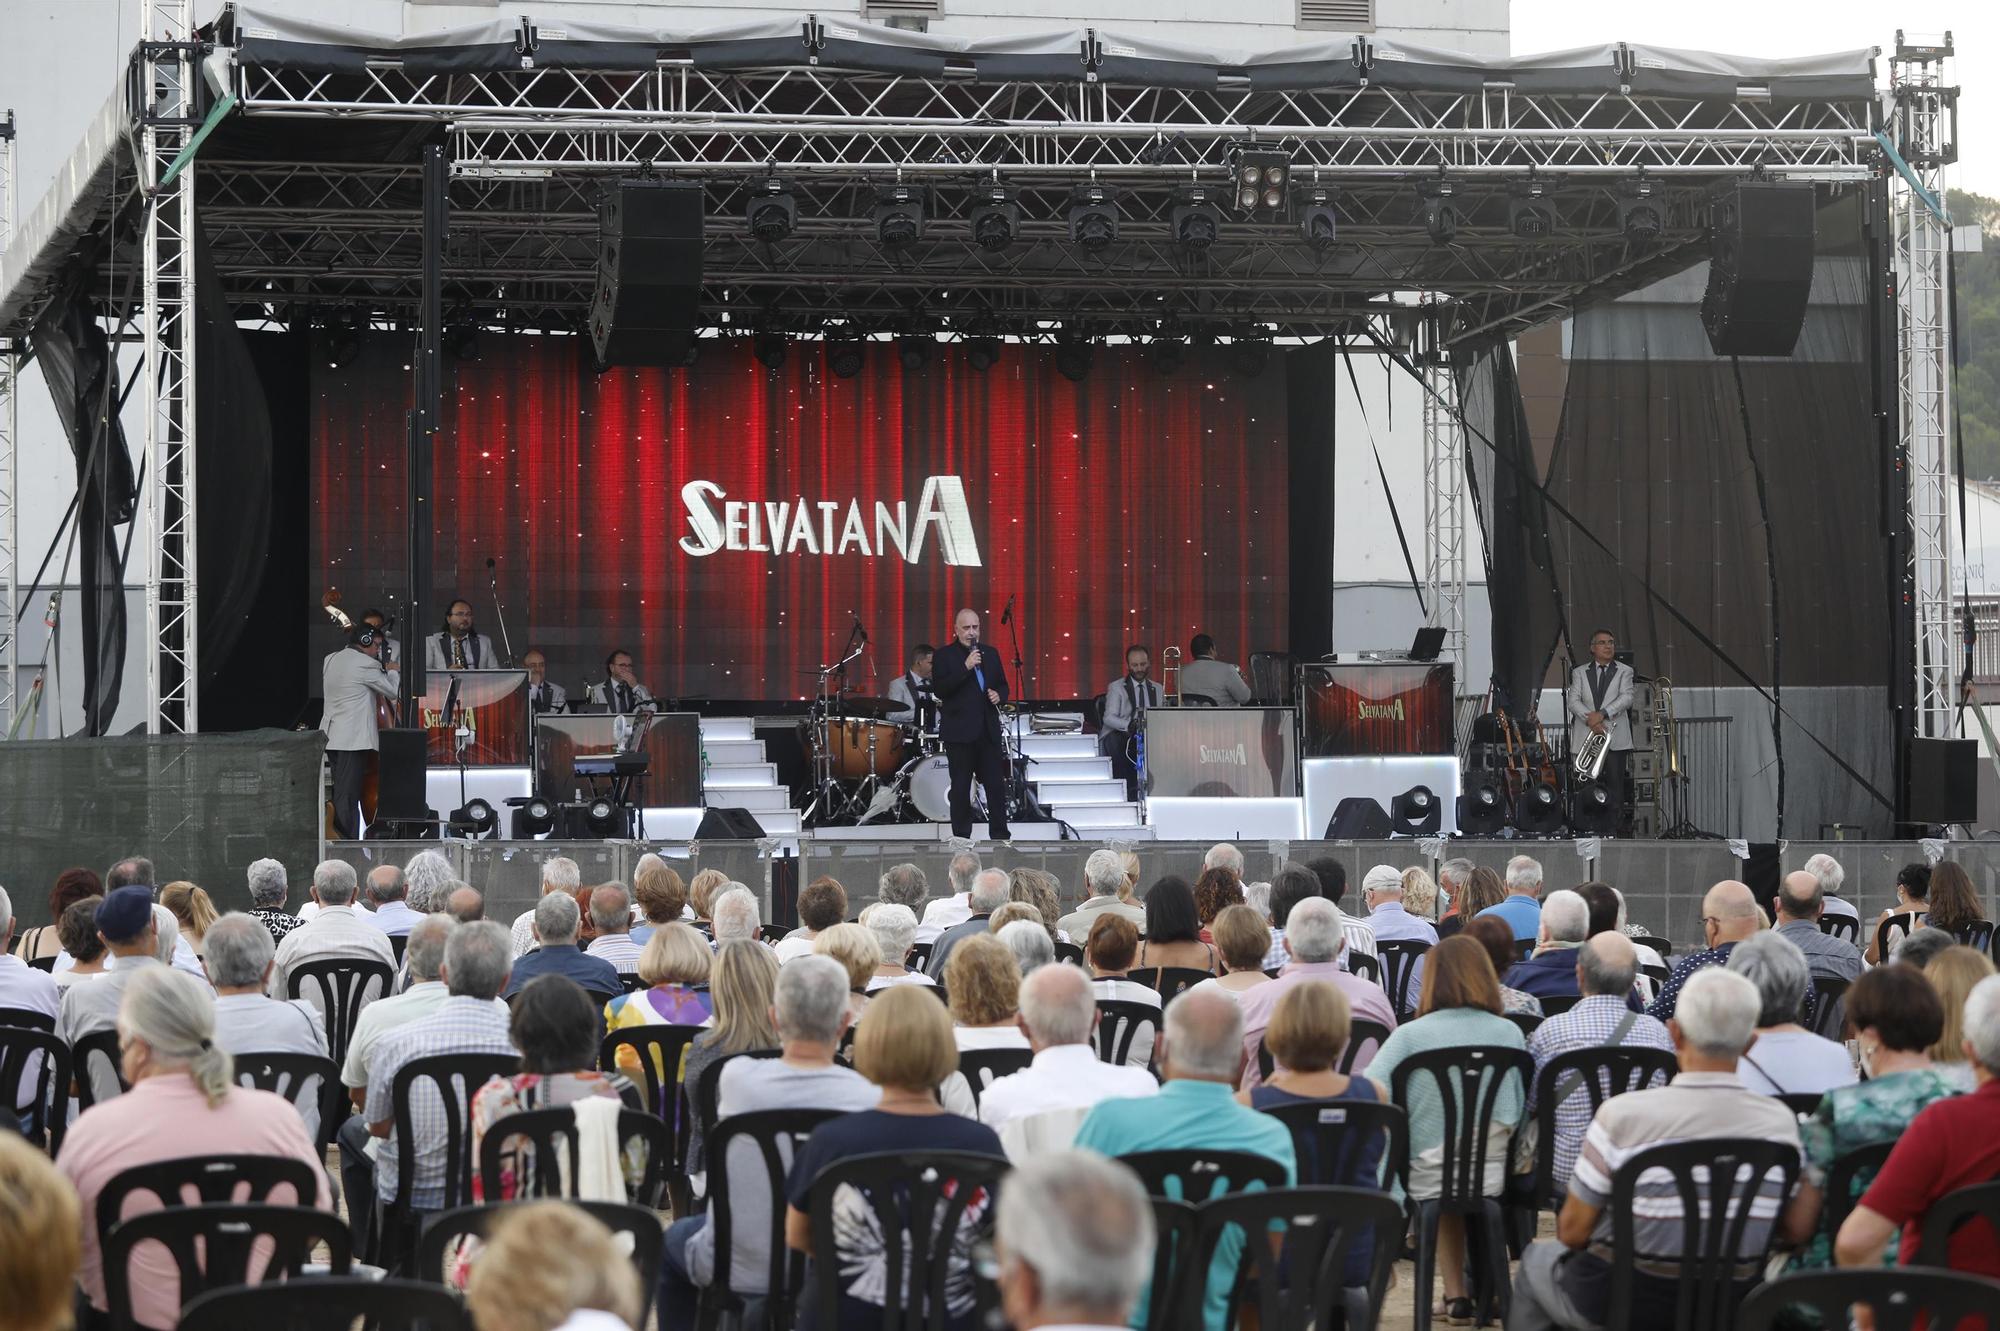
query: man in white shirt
915 850 982 945
269 860 396 1007
0 885 60 1114
509 856 581 958
1802 853 1861 928
583 884 645 975
204 912 331 1138
363 866 419 937
994 1151 1155 1331
980 963 1157 1157
1057 849 1145 939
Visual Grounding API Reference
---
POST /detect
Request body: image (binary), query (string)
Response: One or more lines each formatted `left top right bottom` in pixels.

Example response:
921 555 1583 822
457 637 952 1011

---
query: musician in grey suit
586 647 656 712
323 624 400 840
1100 645 1163 797
1567 628 1636 825
425 598 498 671
1177 634 1252 705
522 649 567 714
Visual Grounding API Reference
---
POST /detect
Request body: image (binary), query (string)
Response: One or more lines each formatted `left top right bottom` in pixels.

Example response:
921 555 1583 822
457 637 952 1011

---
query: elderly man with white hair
979 963 1157 1155
1837 973 2000 1276
1075 988 1296 1331
1438 857 1475 920
1801 852 1860 929
916 849 983 944
860 903 936 990
246 858 303 944
1480 854 1546 942
1502 889 1600 1005
1057 848 1146 938
995 1151 1156 1331
926 867 1012 978
269 860 396 1002
1238 896 1398 1091
508 855 581 958
1510 966 1814 1331
1361 863 1439 1009
710 885 764 948
998 918 1055 977
1204 843 1246 878
400 849 456 915
204 912 331 1136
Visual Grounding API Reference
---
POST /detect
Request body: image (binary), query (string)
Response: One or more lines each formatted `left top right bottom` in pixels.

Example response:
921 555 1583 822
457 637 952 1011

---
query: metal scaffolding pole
0 109 15 734
1890 32 1958 742
141 0 198 733
1422 336 1468 683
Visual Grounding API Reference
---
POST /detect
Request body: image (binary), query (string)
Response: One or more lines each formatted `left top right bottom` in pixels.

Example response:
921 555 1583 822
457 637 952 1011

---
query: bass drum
906 753 982 823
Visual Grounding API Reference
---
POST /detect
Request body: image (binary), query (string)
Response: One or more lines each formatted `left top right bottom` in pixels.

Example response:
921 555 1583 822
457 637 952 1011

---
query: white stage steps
1020 734 1142 831
700 718 801 835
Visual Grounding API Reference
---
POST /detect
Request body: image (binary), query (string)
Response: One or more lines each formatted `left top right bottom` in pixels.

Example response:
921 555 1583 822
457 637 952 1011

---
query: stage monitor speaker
1700 181 1816 357
1907 737 1978 826
590 180 704 369
696 807 767 839
1324 797 1391 840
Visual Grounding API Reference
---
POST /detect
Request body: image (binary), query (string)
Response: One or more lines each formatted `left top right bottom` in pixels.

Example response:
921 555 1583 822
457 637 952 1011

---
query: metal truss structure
1421 331 1468 676
0 109 15 735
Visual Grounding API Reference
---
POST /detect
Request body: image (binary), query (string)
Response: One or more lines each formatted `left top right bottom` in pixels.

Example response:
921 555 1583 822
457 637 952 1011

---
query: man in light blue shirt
1478 854 1545 942
1074 988 1295 1331
1362 864 1440 1013
363 865 418 937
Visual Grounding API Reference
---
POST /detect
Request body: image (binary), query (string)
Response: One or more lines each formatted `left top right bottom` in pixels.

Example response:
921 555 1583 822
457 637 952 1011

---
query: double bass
320 588 391 837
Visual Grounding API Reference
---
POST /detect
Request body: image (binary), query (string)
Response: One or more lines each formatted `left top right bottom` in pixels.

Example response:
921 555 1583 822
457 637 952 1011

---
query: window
1297 0 1375 31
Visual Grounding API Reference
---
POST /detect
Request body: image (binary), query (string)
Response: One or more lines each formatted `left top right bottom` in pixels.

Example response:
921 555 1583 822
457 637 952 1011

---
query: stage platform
321 835 1981 955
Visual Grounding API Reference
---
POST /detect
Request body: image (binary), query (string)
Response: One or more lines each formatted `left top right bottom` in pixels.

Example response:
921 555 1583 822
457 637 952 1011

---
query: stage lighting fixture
754 330 788 370
1298 184 1339 251
1570 779 1619 836
1513 780 1567 837
1227 331 1271 378
510 797 556 839
873 184 925 249
1067 183 1119 253
965 334 1002 372
1390 784 1441 837
1230 146 1291 215
898 335 934 374
1508 181 1557 240
1054 335 1095 383
1421 183 1459 246
450 798 499 840
1148 334 1186 375
324 313 363 370
584 797 628 838
1619 179 1665 244
968 183 1021 252
827 337 866 379
1456 783 1508 836
746 178 798 243
1170 184 1223 253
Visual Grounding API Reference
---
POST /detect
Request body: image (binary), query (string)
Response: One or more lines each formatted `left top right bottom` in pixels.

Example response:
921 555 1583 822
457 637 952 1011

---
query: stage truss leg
141 0 198 734
0 110 16 735
1890 33 1958 742
1422 345 1469 685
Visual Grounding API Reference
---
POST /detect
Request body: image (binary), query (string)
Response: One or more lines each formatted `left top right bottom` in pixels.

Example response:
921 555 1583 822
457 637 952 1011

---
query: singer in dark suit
931 607 1011 840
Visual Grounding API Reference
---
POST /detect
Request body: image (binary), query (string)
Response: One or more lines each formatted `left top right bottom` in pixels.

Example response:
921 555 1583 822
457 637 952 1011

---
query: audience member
464 1200 642 1331
994 918 1051 976
469 975 640 1202
1468 915 1544 1018
711 885 763 947
680 938 781 1177
1478 854 1545 942
1727 931 1856 1099
784 986 1004 1328
1511 967 1810 1331
509 856 582 959
362 865 418 936
926 868 1010 977
1364 863 1441 999
1306 857 1380 964
203 913 330 1132
1239 896 1397 1091
1837 973 2000 1280
400 849 456 916
916 850 983 945
946 933 1030 1058
1439 865 1507 941
1504 889 1593 1003
875 862 930 921
1204 841 1246 876
1188 904 1274 1003
103 857 155 892
1524 933 1675 1195
859 903 935 990
1922 861 1988 942
444 885 484 923
581 884 643 975
59 966 331 1330
630 854 687 946
1646 879 1759 1022
688 868 729 933
1260 863 1323 971
1242 879 1271 922
1801 852 1861 929
245 857 301 945
503 892 621 1007
1134 876 1218 974
979 962 1157 1155
1437 858 1475 925
1087 914 1162 1070
1864 862 1932 965
1367 935 1529 1320
1924 944 1996 1091
988 901 1043 937
1893 925 1956 969
57 887 166 1104
158 881 218 960
1571 882 1666 1002
1075 988 1296 1331
814 921 882 1021
1192 866 1245 945
150 902 209 982
0 1130 80 1331
0 884 59 1036
1057 849 1145 938
1403 864 1442 923
9 868 99 965
1772 871 1864 985
268 859 397 1002
1008 868 1066 943
604 923 715 1076
775 877 848 965
50 895 108 993
994 1151 1154 1331
660 954 880 1327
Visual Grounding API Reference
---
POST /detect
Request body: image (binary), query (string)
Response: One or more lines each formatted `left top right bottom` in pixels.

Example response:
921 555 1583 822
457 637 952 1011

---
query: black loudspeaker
375 728 428 819
1907 737 1978 826
696 807 767 839
589 180 705 368
1324 797 1391 840
1700 181 1816 357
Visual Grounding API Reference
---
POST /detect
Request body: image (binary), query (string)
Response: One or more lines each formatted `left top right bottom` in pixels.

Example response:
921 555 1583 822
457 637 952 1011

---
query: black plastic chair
1523 1047 1679 1211
1139 1197 1200 1331
476 1104 670 1206
1738 1268 2000 1331
1823 1139 1897 1241
1632 934 1674 957
1386 1045 1534 1331
1128 966 1213 1004
1776 1092 1825 1118
1118 1148 1290 1205
94 1154 324 1253
698 1108 843 1331
179 1275 471 1330
600 1022 707 1213
695 1047 786 1157
1338 1018 1394 1076
0 1005 54 1030
103 1203 352 1331
1639 961 1671 993
1376 940 1432 1017
1605 1137 1802 1330
1538 994 1583 1017
285 956 395 1070
390 933 410 966
1874 912 1925 962
1917 1179 2000 1267
1348 952 1381 985
1506 1011 1543 1039
802 1150 1010 1331
25 953 56 973
1804 973 1851 1039
1053 940 1086 966
1260 1098 1409 1195
954 1048 1033 1109
0 1023 70 1155
1954 920 1997 953
759 923 792 945
233 1051 343 1147
1094 999 1161 1070
1514 938 1535 962
621 972 651 992
906 941 934 971
377 1052 518 1268
1179 1186 1405 1331
414 1200 662 1321
1817 915 1859 944
72 1027 130 1109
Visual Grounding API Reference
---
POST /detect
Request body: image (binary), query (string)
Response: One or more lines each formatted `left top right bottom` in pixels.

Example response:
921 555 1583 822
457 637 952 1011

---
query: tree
1950 190 2000 480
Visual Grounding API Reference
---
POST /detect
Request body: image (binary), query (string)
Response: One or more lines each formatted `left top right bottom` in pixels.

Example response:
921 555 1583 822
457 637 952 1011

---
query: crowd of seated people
2 843 1997 1331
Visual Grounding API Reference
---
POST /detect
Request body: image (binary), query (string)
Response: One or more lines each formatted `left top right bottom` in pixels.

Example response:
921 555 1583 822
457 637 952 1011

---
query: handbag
1510 1008 1642 1177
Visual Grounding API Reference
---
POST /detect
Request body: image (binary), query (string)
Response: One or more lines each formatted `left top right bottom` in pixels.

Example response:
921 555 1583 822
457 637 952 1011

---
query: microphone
1001 593 1015 626
852 611 868 644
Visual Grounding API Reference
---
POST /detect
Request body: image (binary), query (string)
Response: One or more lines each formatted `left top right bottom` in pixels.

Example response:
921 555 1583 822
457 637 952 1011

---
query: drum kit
800 690 1055 829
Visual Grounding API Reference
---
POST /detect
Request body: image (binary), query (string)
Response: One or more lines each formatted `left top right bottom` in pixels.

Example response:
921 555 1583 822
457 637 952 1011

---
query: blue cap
95 886 156 943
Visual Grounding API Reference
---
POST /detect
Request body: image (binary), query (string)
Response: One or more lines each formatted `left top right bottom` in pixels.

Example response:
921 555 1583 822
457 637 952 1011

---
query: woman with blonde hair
630 854 688 946
945 933 1028 1048
604 923 715 1083
1190 905 1276 1002
465 1200 642 1331
1401 866 1440 923
1925 944 1998 1091
680 940 781 1175
159 881 218 957
814 921 883 1023
1008 867 1066 942
0 1132 82 1331
1437 865 1506 940
688 868 729 931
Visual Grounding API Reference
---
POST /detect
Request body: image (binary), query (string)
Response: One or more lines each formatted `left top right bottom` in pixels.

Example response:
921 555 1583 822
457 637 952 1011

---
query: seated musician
523 649 566 714
886 644 936 729
1177 633 1252 705
586 648 656 713
1099 645 1161 795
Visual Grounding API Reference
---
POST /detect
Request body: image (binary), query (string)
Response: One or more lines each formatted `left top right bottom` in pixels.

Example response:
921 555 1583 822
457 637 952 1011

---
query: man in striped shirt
1510 966 1814 1330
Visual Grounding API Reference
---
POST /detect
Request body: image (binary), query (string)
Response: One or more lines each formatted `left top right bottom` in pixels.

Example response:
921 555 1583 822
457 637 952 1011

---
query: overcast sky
1512 1 1997 202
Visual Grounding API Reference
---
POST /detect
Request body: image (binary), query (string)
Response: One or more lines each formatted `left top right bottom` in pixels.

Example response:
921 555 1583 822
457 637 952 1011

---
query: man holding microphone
931 607 1011 840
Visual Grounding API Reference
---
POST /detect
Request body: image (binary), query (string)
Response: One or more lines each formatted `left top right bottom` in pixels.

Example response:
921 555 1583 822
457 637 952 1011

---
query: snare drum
824 717 904 780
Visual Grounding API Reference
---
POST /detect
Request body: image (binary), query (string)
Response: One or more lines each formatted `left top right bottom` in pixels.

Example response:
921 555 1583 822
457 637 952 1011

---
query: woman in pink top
56 966 331 1331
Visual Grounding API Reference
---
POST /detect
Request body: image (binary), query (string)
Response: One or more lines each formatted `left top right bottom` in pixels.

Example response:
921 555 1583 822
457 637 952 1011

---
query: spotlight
1053 335 1094 383
827 337 865 379
965 335 1002 372
449 798 498 840
873 184 925 249
1170 184 1223 253
1230 146 1291 216
1227 331 1271 378
1421 183 1459 246
1513 780 1567 837
968 183 1020 253
754 330 788 370
1456 783 1507 836
584 797 630 838
509 796 555 839
746 178 797 243
1569 779 1620 836
1390 784 1441 837
1619 179 1665 245
1067 183 1119 253
1509 182 1557 240
1297 184 1338 251
1148 334 1186 375
897 335 934 374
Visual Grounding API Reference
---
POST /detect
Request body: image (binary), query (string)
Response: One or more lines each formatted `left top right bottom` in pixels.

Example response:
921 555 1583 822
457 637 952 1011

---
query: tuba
1161 646 1183 707
1573 726 1611 782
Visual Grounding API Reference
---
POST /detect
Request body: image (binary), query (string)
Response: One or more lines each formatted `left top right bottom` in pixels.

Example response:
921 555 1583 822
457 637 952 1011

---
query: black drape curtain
1285 342 1337 660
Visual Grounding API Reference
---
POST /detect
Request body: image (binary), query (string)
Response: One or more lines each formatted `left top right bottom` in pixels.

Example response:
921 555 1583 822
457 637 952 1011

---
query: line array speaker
1700 181 1816 358
589 180 705 369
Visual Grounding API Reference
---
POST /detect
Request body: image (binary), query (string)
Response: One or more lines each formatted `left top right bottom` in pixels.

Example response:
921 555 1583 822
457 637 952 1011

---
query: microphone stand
1003 598 1029 820
487 560 517 667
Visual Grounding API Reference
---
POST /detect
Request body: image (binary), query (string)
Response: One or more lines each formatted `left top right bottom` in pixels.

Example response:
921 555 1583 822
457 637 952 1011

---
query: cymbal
836 695 901 720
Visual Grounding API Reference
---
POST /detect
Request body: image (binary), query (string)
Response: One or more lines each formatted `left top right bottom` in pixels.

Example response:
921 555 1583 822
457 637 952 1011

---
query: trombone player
1567 628 1635 829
